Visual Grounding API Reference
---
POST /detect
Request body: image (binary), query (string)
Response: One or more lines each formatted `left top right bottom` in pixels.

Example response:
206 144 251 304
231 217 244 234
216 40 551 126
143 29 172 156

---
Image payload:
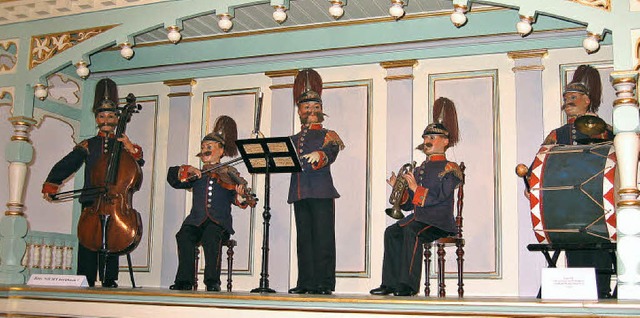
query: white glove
302 151 321 164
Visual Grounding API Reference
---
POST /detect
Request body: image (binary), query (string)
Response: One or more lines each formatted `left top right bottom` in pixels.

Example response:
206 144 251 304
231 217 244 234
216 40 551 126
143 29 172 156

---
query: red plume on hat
93 78 119 115
293 69 323 105
202 115 238 158
421 97 460 148
570 64 602 112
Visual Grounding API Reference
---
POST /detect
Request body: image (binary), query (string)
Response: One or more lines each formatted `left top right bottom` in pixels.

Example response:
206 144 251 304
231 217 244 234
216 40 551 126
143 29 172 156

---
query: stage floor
2 285 639 317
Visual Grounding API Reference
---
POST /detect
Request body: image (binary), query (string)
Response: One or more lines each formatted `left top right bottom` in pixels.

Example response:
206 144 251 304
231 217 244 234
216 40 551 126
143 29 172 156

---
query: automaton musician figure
287 69 344 295
370 97 462 297
541 65 615 299
168 116 253 292
42 78 144 288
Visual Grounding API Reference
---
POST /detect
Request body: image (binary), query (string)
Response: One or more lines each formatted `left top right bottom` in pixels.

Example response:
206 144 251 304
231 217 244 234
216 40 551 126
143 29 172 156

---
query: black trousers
293 198 336 290
381 220 449 293
174 219 230 287
566 250 614 298
77 243 119 287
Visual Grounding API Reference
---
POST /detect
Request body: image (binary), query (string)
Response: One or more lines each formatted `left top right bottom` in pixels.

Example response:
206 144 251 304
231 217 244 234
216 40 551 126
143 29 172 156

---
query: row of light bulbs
34 0 602 100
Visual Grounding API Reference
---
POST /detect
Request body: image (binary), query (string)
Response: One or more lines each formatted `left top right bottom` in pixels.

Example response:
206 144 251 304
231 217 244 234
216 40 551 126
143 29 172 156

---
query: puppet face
199 141 224 164
298 101 324 124
421 134 449 155
95 111 118 134
562 92 591 118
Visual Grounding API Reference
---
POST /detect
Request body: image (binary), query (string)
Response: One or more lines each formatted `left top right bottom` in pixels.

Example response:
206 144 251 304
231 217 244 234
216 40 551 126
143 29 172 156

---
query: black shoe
288 286 311 294
370 286 394 295
206 284 221 292
393 288 416 297
101 280 118 288
312 288 332 295
169 282 193 291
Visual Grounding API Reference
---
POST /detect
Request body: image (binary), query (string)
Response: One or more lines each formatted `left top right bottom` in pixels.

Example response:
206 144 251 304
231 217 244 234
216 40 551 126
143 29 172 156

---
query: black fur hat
92 78 119 115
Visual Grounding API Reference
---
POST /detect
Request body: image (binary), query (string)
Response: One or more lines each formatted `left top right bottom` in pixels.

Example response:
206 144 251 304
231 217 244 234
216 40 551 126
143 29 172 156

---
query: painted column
611 71 640 300
0 116 37 284
380 59 417 217
507 49 548 297
264 69 297 291
159 78 196 287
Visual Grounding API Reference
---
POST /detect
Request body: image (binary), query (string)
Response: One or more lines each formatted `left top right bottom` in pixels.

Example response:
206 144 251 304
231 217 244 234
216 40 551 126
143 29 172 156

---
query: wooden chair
424 162 466 297
193 239 237 292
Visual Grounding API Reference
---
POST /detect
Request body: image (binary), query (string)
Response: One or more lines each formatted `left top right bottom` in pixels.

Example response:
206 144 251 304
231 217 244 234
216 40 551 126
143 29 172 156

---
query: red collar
427 154 447 161
97 131 115 138
302 123 323 130
567 117 577 124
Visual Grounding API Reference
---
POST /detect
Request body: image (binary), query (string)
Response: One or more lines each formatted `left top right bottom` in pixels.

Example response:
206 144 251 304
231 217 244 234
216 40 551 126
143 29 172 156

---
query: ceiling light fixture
120 42 134 60
329 1 344 19
167 25 182 44
34 84 48 101
516 15 533 37
583 32 601 53
273 5 287 24
450 4 467 27
389 0 405 20
218 14 233 32
75 60 90 79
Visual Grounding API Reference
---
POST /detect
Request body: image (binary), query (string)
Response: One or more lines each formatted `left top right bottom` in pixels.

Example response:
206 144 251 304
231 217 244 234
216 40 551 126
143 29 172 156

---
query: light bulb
218 14 233 32
75 61 90 79
273 6 287 24
389 2 405 19
450 5 467 27
583 33 601 53
167 25 181 44
120 42 134 60
516 16 533 37
34 84 48 101
329 2 344 19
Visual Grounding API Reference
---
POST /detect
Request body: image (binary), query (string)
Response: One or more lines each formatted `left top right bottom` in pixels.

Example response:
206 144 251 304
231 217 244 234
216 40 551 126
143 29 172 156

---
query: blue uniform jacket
398 154 462 234
288 123 344 204
167 165 245 234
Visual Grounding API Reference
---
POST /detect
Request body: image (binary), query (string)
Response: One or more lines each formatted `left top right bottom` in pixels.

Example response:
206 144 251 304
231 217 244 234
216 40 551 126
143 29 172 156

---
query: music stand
236 136 301 293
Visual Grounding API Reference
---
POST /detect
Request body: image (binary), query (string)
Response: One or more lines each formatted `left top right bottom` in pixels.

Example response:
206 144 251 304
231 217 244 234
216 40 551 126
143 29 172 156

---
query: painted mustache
98 123 117 128
196 151 212 157
301 111 327 123
561 103 575 110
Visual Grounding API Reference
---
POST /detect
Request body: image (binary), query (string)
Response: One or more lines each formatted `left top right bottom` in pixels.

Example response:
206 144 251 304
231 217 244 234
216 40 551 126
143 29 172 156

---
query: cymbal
574 115 606 136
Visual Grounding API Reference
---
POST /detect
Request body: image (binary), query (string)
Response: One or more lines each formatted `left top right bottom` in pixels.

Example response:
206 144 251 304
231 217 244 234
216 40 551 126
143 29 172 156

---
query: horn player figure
370 97 463 297
168 115 251 292
287 69 345 295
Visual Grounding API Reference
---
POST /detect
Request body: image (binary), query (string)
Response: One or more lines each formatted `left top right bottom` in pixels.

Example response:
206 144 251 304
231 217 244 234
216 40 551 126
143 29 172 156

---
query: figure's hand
402 171 418 192
387 172 397 187
236 184 246 196
187 165 202 178
118 134 138 154
302 151 321 164
43 193 54 202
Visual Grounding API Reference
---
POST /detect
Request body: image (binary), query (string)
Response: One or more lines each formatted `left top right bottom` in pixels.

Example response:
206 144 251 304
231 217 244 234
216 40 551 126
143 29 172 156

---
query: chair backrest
454 162 466 239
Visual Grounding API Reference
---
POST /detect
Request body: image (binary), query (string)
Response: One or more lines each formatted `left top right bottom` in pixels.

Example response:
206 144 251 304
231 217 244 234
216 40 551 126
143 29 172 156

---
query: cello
77 93 143 255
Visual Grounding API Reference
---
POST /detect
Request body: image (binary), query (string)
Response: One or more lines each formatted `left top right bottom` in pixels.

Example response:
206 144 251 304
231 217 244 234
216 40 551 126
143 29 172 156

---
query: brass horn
385 161 416 220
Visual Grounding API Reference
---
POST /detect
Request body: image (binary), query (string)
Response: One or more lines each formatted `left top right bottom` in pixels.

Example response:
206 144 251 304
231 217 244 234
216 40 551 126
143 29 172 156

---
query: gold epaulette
74 140 90 152
324 130 345 150
439 161 463 180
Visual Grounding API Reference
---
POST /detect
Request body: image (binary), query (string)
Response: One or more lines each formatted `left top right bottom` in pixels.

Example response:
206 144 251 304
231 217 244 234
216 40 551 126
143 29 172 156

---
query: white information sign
27 274 89 287
541 267 597 300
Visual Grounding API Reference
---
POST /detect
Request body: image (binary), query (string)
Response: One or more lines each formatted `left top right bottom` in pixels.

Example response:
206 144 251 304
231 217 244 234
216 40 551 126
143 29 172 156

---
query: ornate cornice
380 60 418 69
163 79 196 87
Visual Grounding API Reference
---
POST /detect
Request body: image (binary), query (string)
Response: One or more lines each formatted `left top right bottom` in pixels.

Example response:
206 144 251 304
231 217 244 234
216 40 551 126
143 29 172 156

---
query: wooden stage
2 285 640 317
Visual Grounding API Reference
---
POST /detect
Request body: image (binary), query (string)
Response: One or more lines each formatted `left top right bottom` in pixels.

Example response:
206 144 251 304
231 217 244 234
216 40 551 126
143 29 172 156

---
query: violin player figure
370 97 462 297
42 78 144 288
287 69 345 295
168 115 253 292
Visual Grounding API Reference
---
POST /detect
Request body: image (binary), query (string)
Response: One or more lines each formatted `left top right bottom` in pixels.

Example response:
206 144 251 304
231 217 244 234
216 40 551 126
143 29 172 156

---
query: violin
193 163 258 208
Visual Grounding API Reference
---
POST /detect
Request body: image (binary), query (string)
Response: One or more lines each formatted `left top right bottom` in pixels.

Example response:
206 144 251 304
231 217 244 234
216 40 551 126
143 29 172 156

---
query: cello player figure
168 116 251 292
42 78 144 288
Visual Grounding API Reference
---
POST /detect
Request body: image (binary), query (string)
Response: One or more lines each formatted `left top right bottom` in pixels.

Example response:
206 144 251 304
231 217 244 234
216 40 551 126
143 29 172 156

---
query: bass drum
528 142 617 244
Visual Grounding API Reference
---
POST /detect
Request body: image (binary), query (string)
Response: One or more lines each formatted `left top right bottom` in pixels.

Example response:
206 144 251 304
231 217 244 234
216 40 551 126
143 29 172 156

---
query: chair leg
226 240 235 292
456 241 465 298
193 246 200 291
437 242 446 297
424 243 432 297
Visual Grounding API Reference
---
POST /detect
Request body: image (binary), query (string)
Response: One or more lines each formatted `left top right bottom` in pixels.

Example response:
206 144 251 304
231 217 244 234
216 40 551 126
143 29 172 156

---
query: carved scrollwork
29 25 116 69
569 0 611 11
0 40 18 73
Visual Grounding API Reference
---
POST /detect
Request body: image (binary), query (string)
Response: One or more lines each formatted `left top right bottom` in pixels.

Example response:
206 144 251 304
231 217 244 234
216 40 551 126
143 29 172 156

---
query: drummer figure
538 65 615 299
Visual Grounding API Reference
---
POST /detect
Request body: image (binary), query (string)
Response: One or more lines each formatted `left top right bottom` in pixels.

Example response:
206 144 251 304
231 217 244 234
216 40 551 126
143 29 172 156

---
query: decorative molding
265 70 298 78
507 49 548 60
163 79 196 87
568 0 611 11
380 60 418 69
384 74 414 81
269 83 294 90
0 39 18 73
512 65 545 72
167 92 193 98
29 25 117 69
